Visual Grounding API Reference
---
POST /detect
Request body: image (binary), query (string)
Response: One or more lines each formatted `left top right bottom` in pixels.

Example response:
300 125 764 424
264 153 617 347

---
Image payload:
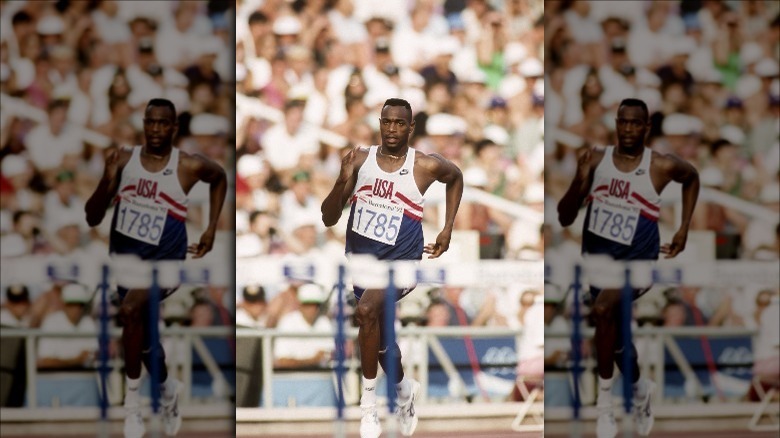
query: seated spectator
37 284 97 370
273 284 333 369
236 285 268 329
747 289 780 401
0 284 31 327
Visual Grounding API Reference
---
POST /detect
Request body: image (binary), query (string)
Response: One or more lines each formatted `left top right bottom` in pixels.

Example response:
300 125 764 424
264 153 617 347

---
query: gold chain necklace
377 147 407 160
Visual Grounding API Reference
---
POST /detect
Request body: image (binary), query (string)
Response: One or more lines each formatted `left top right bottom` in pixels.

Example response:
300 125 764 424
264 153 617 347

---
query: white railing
236 326 522 409
0 326 233 410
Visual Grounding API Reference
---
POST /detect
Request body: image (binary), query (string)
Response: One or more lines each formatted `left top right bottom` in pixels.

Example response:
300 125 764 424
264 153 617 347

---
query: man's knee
120 298 145 323
355 301 379 326
591 302 615 321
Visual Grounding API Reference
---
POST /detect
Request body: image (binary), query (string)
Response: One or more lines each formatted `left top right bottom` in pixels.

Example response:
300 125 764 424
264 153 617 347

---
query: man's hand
576 147 593 181
337 147 359 183
423 229 452 259
661 229 688 258
188 227 216 259
103 148 121 182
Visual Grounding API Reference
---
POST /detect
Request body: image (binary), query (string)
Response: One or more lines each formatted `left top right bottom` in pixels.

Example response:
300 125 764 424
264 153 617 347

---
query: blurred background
543 0 779 435
233 0 545 435
0 0 235 435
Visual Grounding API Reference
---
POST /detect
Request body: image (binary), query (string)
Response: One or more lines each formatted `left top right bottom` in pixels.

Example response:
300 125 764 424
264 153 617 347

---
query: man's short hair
618 98 649 121
382 98 412 119
146 98 177 119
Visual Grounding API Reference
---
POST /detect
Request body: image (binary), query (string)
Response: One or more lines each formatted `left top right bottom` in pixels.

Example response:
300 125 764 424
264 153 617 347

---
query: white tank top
351 145 424 220
116 146 188 222
583 146 661 248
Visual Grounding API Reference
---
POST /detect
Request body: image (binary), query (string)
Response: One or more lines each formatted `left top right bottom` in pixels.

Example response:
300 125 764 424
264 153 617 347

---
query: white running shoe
161 378 182 436
633 379 656 436
596 408 617 438
124 391 145 438
395 378 421 436
360 405 382 438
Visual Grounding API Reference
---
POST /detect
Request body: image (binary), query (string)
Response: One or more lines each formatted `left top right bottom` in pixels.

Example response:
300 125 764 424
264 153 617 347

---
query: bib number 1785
352 203 402 246
587 198 639 246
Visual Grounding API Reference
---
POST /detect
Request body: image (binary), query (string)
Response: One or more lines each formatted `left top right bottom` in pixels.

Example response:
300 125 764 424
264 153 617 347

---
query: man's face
615 105 649 149
300 302 320 325
64 302 85 324
49 106 67 135
379 105 414 150
143 105 177 148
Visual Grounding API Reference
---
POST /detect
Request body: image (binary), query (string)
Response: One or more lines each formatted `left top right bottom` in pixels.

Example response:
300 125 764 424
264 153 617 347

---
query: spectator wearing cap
5 210 44 256
279 170 322 232
543 283 570 369
236 285 268 329
37 283 97 369
191 284 233 328
272 15 302 51
743 182 780 260
237 209 285 258
154 3 203 71
418 36 460 95
236 154 276 213
24 99 83 186
273 283 334 369
746 88 780 168
282 209 322 257
43 170 85 235
183 37 224 95
261 98 320 181
0 284 31 327
0 155 42 213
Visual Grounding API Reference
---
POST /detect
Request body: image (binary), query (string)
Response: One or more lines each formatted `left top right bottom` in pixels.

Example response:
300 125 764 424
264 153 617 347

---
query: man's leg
141 290 182 436
591 288 622 438
119 288 149 438
613 292 654 436
355 288 385 438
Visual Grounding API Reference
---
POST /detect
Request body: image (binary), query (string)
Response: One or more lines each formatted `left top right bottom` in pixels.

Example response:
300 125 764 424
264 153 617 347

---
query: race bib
351 196 404 246
115 197 167 246
587 197 639 246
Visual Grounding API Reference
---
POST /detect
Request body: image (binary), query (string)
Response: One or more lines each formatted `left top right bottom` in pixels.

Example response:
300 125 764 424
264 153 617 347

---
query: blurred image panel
235 0 544 436
0 1 235 437
544 1 779 437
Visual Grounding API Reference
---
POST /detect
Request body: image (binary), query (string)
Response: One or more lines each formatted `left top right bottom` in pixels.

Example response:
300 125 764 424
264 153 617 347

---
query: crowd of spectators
235 0 545 335
0 0 234 386
543 0 779 402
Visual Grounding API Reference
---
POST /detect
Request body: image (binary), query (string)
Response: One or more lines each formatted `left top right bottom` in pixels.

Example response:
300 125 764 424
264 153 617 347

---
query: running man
322 98 463 438
85 98 227 438
557 98 699 437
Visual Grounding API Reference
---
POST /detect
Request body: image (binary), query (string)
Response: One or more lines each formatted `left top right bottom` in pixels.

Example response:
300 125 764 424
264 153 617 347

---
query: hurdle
545 257 780 437
11 255 230 438
237 255 544 437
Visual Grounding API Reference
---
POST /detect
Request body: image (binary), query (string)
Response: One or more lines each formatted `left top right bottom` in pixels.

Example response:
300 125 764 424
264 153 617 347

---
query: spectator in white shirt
236 285 268 329
24 99 83 186
261 99 320 180
37 283 97 369
0 284 31 327
273 284 334 369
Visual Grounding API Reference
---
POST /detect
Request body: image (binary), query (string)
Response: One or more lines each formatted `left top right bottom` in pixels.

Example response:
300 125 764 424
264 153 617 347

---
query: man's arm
85 149 123 227
557 147 595 227
423 154 463 259
321 147 361 227
661 155 699 258
188 155 228 259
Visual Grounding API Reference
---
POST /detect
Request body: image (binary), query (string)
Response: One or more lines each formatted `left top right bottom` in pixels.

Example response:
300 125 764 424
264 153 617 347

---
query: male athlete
85 98 227 438
558 98 699 437
322 98 463 438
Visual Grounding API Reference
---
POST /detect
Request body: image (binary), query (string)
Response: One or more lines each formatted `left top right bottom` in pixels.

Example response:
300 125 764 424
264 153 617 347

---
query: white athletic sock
127 376 141 392
597 376 613 409
161 378 176 400
361 376 377 407
125 377 141 408
395 376 411 402
633 377 647 400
